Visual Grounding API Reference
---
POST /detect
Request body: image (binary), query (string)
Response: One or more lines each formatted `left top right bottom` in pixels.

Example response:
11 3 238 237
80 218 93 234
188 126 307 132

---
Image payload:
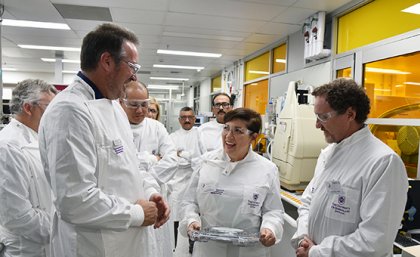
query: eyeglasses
315 111 337 123
122 60 141 74
213 102 231 108
222 124 254 136
122 99 149 109
148 108 157 114
179 115 195 121
33 102 49 110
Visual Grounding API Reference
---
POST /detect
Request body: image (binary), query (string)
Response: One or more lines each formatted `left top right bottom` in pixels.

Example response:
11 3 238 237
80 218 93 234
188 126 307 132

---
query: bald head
123 80 149 98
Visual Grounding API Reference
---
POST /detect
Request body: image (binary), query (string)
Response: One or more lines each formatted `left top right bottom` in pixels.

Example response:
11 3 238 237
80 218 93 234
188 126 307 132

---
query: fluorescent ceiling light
153 64 204 71
365 67 411 75
19 45 80 52
148 84 180 90
2 19 70 30
249 70 269 75
402 3 420 15
157 49 222 58
150 77 189 81
62 70 78 74
2 68 17 71
404 81 420 86
162 31 243 42
41 58 80 63
276 59 286 63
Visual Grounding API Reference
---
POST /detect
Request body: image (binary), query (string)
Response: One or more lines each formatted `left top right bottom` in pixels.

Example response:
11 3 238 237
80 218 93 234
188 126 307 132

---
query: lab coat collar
77 71 104 99
10 118 38 144
204 147 255 176
335 125 369 149
322 125 369 163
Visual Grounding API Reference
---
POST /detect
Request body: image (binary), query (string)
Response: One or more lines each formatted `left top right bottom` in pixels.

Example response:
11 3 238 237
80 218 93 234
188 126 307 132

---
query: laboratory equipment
271 81 326 191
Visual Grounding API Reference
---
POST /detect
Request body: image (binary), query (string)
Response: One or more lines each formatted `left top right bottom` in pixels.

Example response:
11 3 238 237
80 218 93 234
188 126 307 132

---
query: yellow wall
273 44 287 74
211 75 221 92
245 52 270 81
244 80 268 114
337 0 420 54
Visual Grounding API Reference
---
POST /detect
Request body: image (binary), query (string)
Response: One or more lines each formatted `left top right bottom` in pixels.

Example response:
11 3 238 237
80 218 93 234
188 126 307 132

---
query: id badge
327 180 343 194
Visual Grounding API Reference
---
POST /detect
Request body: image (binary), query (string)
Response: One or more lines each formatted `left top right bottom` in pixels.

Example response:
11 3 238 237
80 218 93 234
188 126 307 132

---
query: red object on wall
54 84 68 91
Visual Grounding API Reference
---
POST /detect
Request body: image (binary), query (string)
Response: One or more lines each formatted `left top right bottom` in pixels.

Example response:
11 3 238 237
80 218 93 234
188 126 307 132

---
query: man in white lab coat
198 93 233 152
0 79 57 257
38 23 169 257
169 106 206 249
120 80 178 257
291 78 408 257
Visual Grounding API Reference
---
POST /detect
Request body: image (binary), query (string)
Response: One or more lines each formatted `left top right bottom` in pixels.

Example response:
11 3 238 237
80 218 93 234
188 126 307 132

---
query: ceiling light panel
41 58 80 63
153 64 204 71
401 3 420 15
2 19 70 30
157 49 221 58
18 45 81 52
150 77 189 81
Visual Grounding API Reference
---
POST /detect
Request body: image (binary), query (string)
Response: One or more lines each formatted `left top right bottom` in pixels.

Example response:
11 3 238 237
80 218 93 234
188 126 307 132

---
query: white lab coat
169 127 206 221
180 149 284 257
291 126 408 257
38 76 161 257
197 119 224 152
132 118 178 185
130 118 178 257
0 119 52 257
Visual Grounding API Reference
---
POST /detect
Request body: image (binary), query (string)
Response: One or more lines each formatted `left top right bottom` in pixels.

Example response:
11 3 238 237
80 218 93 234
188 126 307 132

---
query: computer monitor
401 180 420 238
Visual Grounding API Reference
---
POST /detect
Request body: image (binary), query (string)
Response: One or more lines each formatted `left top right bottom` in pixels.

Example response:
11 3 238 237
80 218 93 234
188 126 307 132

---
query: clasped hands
136 193 170 228
296 236 314 257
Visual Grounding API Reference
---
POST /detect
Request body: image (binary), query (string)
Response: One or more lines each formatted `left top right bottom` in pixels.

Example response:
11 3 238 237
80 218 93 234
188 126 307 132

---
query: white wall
3 71 75 85
198 78 211 114
270 61 332 99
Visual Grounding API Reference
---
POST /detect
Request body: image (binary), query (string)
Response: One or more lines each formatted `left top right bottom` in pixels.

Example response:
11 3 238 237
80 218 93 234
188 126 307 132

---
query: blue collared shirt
77 71 104 99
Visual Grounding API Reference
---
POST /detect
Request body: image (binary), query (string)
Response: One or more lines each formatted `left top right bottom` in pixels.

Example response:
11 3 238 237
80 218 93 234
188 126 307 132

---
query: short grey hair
10 79 58 114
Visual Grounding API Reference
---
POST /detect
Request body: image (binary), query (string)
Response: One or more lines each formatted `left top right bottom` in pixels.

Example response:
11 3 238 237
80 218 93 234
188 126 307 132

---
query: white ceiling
1 0 353 87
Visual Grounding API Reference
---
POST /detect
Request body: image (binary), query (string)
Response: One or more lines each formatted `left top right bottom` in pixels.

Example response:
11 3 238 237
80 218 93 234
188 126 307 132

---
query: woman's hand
187 221 201 236
260 228 276 247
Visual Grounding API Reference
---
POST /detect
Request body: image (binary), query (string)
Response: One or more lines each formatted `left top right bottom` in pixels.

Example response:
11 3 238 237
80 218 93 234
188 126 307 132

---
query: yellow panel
336 67 352 78
245 52 270 81
337 0 420 54
244 80 268 114
273 44 287 74
363 51 420 118
211 75 221 93
370 123 420 178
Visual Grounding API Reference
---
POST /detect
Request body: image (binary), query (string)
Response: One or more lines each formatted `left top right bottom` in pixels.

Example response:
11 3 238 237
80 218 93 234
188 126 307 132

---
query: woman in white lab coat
180 108 284 257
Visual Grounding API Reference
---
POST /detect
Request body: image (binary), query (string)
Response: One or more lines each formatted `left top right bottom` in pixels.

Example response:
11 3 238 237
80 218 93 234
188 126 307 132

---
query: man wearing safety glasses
292 78 408 257
38 23 168 257
198 93 233 152
120 80 178 257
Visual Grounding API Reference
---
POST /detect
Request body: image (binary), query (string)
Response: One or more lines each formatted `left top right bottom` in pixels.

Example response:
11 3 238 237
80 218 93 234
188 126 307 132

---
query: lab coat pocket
241 186 268 216
325 185 360 223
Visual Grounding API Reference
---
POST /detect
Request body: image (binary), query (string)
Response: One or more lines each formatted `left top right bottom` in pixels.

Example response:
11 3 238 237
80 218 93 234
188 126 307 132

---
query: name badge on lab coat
327 180 343 194
113 139 124 154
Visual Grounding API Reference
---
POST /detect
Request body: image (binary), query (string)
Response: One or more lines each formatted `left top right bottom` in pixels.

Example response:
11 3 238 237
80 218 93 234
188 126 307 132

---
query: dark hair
212 93 232 106
312 78 370 124
81 23 139 71
224 108 261 134
180 106 194 113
